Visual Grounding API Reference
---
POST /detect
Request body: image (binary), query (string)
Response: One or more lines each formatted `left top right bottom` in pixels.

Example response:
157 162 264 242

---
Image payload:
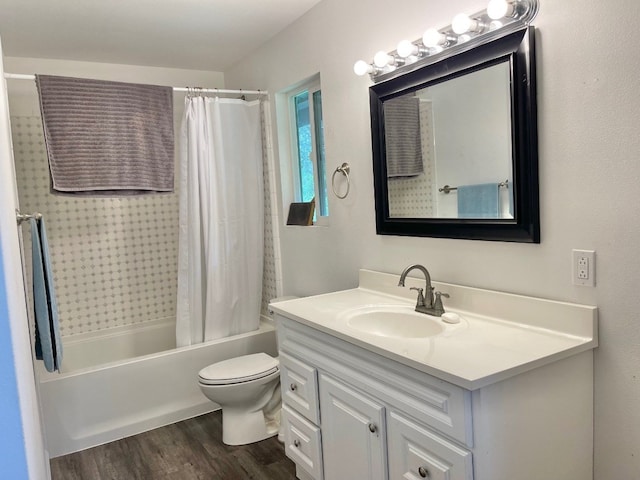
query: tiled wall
13 116 179 336
387 99 435 218
13 107 280 338
260 101 283 313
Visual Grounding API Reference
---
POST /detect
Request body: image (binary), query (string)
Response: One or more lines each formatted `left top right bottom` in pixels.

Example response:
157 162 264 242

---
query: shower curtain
176 96 264 347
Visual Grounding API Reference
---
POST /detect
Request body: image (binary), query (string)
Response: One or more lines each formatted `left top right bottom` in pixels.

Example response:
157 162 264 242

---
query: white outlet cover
572 249 595 287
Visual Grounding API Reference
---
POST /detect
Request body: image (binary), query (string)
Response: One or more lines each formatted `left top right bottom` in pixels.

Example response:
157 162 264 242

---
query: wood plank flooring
50 411 296 480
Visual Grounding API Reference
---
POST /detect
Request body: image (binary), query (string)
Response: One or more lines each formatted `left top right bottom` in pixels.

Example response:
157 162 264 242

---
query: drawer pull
293 439 301 448
290 383 297 391
418 466 430 478
368 423 377 433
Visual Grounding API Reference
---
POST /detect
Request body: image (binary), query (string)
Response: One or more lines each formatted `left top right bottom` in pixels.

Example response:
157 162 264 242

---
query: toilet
198 352 281 446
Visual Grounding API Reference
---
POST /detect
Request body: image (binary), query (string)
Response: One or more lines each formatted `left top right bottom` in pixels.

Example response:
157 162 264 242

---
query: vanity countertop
270 270 598 390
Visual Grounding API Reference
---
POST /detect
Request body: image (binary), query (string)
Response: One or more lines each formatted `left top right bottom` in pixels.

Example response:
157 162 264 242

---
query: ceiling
0 0 322 71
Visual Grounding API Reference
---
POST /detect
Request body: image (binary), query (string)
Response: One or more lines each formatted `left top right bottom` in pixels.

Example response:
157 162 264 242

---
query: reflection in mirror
370 27 539 242
385 61 513 219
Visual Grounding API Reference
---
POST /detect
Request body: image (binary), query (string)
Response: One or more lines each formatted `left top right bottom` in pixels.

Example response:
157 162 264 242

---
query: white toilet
198 352 281 446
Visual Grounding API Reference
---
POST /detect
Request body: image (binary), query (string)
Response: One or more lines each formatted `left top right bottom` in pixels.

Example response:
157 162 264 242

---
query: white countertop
270 270 598 390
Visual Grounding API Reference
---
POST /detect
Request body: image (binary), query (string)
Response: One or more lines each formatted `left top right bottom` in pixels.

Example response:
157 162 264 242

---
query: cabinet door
319 374 387 480
388 410 473 480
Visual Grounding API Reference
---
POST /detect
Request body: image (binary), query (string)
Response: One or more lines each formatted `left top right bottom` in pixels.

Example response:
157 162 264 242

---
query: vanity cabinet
278 314 474 480
277 313 593 480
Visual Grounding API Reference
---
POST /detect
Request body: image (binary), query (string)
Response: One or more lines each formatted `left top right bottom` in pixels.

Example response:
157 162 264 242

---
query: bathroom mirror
370 27 539 242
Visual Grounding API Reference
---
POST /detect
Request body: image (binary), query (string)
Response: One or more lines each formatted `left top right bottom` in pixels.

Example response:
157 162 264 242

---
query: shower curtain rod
3 73 268 96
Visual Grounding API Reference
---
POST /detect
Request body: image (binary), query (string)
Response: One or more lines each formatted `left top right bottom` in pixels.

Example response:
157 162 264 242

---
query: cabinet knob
289 383 297 391
293 439 301 448
368 423 377 433
418 466 430 478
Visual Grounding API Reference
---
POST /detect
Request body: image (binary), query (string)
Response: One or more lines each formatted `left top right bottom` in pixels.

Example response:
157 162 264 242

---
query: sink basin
341 305 444 339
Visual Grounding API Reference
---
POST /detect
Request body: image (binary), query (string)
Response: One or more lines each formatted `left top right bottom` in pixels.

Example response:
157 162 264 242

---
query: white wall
226 0 640 477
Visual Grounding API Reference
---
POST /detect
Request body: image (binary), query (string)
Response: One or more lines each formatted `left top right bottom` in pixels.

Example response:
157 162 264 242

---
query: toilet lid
198 353 279 385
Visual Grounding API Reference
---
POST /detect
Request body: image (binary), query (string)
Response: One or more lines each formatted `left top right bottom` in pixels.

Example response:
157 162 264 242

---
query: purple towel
36 74 174 195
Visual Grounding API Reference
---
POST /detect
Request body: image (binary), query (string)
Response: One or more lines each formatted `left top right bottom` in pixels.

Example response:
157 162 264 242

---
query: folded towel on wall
457 183 500 218
384 95 423 177
36 74 174 195
31 217 63 373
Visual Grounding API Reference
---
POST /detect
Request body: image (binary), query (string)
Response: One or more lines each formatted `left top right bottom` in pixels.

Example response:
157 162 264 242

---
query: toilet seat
199 353 279 386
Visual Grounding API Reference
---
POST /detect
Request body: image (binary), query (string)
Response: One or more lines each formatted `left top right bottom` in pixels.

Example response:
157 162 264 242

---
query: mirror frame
370 27 539 243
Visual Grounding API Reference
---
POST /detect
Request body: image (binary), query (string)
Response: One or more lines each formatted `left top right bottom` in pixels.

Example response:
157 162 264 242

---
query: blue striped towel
31 218 62 372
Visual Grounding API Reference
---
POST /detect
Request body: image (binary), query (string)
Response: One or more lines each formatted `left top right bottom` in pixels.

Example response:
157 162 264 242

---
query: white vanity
270 270 598 480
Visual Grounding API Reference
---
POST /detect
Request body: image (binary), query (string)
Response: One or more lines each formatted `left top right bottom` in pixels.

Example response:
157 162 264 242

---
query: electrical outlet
572 249 595 287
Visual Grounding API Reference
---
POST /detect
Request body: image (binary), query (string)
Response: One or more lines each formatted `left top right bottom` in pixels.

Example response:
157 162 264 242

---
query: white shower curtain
176 96 264 347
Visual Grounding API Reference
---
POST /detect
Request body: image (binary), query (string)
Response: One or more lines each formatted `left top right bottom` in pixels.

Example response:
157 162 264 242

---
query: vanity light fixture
354 0 538 81
396 40 428 59
451 13 485 34
487 0 528 20
353 60 379 76
373 50 405 68
422 28 454 49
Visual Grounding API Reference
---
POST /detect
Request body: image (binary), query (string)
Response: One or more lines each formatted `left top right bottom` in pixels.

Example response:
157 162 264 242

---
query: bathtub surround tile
13 115 179 336
261 100 283 308
12 112 281 338
49 412 296 480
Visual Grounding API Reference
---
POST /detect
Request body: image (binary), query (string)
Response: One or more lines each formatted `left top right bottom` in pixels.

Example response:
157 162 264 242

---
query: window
288 80 328 222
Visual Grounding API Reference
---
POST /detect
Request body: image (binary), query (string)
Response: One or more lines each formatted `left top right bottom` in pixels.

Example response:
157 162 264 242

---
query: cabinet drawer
280 352 320 424
282 405 323 480
388 410 473 480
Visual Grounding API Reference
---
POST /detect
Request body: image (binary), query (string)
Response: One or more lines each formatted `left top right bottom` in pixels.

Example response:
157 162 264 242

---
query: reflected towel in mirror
384 95 423 177
457 183 500 218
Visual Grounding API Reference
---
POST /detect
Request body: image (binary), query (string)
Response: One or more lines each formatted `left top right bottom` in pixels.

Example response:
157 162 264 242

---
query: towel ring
332 163 351 199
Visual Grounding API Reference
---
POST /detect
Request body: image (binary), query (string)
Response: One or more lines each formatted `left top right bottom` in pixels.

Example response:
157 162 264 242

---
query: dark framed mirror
370 27 539 242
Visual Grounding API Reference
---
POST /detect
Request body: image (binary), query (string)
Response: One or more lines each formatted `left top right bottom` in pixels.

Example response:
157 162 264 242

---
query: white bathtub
37 318 278 458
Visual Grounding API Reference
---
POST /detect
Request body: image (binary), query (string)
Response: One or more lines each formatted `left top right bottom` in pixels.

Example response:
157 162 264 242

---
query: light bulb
422 28 445 48
397 40 418 59
487 0 514 20
373 50 393 68
353 60 373 76
452 13 480 34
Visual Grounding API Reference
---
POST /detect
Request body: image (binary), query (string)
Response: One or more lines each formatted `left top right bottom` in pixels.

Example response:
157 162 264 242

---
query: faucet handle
410 287 425 306
433 291 450 316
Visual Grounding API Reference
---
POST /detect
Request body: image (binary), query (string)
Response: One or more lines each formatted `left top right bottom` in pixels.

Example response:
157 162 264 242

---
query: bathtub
37 317 278 458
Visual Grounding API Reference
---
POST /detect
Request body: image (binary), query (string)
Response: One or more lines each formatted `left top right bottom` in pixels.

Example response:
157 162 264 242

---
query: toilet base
221 407 279 445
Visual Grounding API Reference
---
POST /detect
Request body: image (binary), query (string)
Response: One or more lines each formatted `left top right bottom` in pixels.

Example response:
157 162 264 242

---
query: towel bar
439 180 509 194
16 210 43 225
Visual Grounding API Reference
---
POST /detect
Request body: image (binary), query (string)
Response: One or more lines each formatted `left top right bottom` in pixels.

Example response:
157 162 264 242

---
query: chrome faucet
398 264 448 316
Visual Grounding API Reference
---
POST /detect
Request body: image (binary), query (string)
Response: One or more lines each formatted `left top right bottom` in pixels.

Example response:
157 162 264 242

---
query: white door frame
0 37 50 479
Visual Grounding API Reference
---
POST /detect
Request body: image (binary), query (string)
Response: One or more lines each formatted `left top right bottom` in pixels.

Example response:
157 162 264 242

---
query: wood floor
50 411 297 480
